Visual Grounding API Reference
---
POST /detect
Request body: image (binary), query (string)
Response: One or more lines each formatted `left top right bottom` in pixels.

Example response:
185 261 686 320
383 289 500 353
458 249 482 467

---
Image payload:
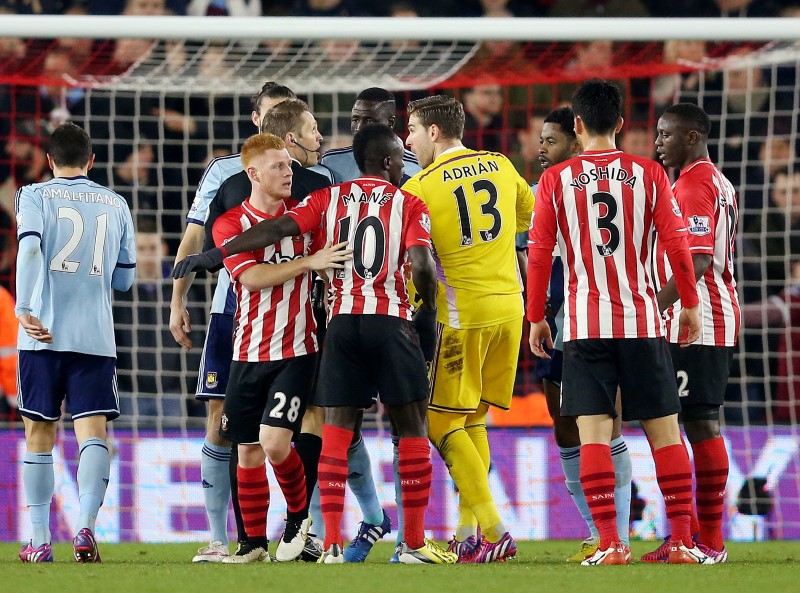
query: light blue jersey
320 137 421 183
188 154 244 315
15 176 136 357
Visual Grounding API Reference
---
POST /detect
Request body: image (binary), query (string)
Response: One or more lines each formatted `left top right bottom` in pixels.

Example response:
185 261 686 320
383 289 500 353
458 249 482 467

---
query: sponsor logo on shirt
687 215 711 236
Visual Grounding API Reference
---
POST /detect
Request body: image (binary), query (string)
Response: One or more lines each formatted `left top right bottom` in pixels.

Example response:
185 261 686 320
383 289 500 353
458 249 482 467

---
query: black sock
229 444 247 544
294 432 322 514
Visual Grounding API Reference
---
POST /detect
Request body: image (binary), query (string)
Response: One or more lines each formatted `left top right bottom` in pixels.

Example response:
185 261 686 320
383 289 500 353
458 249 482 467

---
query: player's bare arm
173 215 302 279
529 319 553 359
17 313 53 344
656 253 712 313
169 223 205 349
678 304 701 346
236 241 352 292
408 244 438 361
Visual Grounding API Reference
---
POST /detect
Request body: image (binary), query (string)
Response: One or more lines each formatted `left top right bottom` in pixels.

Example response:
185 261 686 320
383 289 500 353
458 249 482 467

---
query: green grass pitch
3 541 799 593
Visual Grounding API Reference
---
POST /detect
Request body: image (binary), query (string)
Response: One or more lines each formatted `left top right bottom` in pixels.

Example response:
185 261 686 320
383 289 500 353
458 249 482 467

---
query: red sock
680 435 701 535
653 443 694 545
398 437 432 549
237 464 269 539
319 424 353 549
271 448 307 516
692 437 728 550
580 444 619 549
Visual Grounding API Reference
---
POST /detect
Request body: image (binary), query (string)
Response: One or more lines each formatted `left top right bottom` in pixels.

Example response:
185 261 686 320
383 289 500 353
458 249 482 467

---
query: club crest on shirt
687 215 711 236
206 371 218 388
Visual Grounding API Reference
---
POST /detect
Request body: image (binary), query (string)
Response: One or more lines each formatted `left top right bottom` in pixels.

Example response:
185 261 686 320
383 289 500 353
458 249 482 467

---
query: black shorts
316 314 429 409
561 338 680 422
669 344 734 409
220 354 317 444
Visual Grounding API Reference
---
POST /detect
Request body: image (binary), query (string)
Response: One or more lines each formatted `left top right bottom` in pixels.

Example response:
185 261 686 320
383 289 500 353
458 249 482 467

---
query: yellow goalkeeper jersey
403 146 534 329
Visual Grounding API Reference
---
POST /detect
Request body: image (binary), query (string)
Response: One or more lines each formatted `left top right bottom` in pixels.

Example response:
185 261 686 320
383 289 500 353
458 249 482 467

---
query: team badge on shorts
221 413 229 432
206 371 218 389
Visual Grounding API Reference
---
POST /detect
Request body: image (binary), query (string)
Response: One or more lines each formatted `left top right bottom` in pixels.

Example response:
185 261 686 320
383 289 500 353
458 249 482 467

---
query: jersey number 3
589 191 620 257
50 206 108 275
453 180 502 246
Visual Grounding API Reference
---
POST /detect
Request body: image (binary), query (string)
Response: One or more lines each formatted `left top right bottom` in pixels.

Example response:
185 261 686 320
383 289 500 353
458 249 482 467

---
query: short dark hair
353 124 399 174
48 122 91 168
408 95 465 140
662 102 712 136
572 78 622 136
357 87 395 104
260 98 310 138
544 107 576 140
251 81 295 114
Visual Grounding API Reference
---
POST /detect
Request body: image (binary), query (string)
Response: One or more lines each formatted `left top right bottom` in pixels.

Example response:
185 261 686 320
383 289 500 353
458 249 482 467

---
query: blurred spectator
187 0 261 16
112 141 158 213
86 0 187 13
744 168 800 298
653 40 709 115
742 258 800 423
0 283 17 417
0 9 27 69
4 118 52 187
462 83 513 153
621 125 654 160
548 0 648 17
741 136 797 226
296 0 368 16
0 0 70 13
111 0 169 71
514 112 545 179
0 202 14 292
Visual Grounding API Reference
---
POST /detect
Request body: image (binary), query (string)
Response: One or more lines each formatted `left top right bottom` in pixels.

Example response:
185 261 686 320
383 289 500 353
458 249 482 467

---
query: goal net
0 16 798 544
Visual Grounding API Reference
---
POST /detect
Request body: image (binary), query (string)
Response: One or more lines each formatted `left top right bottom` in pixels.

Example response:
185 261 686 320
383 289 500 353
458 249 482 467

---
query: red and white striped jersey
527 149 699 341
212 199 318 362
287 176 432 320
654 158 741 346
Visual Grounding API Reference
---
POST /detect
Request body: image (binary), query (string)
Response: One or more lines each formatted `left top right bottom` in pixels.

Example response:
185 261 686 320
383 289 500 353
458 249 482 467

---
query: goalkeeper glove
172 247 225 279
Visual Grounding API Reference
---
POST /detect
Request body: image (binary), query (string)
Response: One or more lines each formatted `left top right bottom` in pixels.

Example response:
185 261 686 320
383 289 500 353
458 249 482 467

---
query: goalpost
0 16 798 544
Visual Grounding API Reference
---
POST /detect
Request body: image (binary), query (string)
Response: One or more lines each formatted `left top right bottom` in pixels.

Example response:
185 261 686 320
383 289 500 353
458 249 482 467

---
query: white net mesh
0 20 798 543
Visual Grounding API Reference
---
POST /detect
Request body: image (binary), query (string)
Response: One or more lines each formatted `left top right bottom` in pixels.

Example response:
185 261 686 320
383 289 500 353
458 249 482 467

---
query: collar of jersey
681 157 714 174
436 145 468 161
581 149 623 157
243 198 286 220
58 175 90 180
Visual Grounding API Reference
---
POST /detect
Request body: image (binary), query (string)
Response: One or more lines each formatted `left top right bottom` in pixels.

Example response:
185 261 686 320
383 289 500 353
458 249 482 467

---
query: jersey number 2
49 206 108 275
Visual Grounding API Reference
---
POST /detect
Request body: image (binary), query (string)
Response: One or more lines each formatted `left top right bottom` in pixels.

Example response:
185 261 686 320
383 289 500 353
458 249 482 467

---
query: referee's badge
206 371 218 389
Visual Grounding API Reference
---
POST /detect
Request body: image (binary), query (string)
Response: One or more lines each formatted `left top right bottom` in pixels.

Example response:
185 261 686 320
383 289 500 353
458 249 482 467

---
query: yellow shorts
428 318 523 414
